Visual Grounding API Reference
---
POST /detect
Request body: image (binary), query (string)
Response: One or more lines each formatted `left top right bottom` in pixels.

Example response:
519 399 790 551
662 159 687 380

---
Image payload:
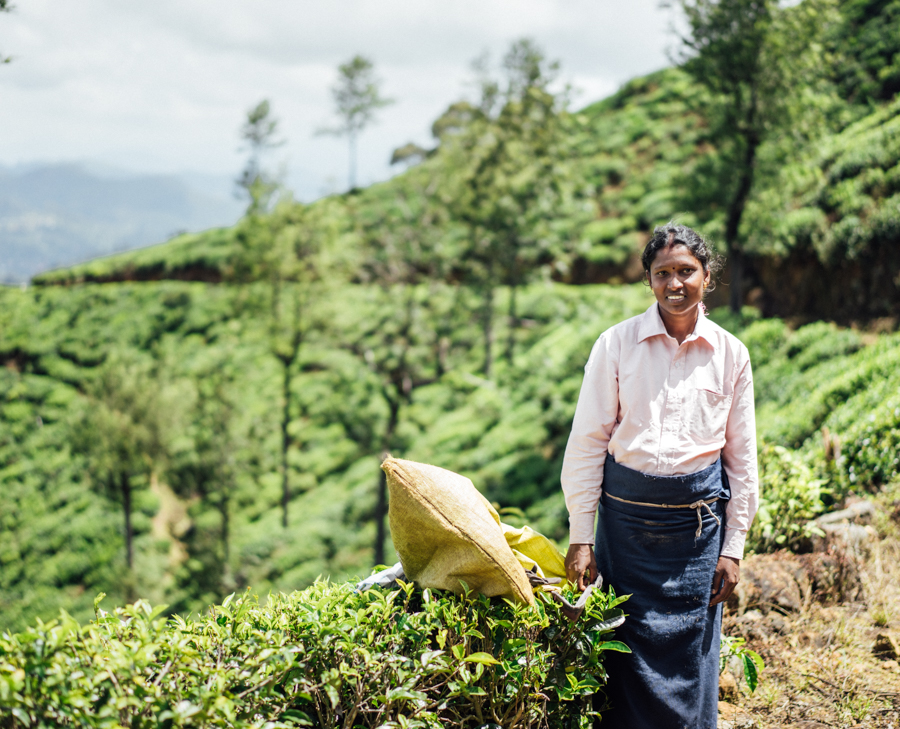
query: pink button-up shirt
561 303 759 559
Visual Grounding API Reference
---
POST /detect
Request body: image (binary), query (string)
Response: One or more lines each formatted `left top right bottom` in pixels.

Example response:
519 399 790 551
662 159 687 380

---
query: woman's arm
562 333 619 587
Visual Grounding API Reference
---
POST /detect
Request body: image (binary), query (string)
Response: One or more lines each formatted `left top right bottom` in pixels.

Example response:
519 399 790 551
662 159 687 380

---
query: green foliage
438 39 581 372
736 317 789 368
0 0 11 65
25 1 900 316
572 68 711 263
753 324 900 447
830 0 900 104
743 322 900 551
671 0 823 310
0 582 629 728
6 2 900 632
747 445 828 552
748 95 900 266
706 305 761 335
825 378 900 491
237 99 284 213
0 277 651 632
8 259 900 625
720 635 764 693
320 55 393 190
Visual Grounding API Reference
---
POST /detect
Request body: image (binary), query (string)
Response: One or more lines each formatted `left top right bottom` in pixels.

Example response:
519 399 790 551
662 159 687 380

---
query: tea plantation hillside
2 272 900 632
0 279 649 630
33 0 900 321
4 0 900 634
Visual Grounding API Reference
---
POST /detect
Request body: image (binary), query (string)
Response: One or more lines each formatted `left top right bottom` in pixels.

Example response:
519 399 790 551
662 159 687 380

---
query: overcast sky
0 1 675 200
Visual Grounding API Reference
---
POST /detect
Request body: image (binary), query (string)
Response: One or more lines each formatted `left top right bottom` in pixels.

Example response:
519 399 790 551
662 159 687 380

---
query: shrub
748 445 828 553
737 317 788 369
840 396 900 491
0 582 630 729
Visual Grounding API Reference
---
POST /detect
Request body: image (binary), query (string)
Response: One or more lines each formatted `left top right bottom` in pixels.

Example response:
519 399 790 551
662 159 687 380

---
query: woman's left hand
709 556 740 607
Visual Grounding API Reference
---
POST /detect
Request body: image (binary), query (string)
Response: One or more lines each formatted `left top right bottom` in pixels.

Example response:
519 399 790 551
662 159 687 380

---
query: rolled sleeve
561 334 619 545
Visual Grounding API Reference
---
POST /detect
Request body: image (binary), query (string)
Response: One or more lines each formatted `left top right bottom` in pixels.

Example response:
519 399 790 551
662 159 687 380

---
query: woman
561 223 759 729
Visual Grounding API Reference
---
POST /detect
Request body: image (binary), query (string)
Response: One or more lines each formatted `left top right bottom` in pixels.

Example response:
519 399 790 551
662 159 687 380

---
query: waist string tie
605 493 721 540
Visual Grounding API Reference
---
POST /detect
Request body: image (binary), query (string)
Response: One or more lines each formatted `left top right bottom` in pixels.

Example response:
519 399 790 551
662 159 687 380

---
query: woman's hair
641 222 724 291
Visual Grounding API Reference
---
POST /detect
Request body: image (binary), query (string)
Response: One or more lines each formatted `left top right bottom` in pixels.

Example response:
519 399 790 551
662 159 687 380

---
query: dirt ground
718 487 900 729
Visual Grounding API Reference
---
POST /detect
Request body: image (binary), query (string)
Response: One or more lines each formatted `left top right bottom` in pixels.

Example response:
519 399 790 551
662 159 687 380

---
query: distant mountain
0 164 244 283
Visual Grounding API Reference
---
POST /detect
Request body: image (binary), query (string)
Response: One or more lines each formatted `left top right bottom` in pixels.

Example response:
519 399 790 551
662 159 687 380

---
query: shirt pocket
687 387 732 444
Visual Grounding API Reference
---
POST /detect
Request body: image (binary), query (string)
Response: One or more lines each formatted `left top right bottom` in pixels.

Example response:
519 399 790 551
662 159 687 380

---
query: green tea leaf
463 652 500 665
596 641 631 653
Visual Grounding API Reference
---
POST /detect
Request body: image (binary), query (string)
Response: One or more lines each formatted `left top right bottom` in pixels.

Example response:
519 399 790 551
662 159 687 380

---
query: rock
798 550 864 604
719 671 739 701
812 499 878 555
727 548 864 616
728 609 772 642
717 701 756 729
728 552 809 614
873 632 900 660
890 499 900 525
767 610 790 634
717 706 756 729
718 701 738 720
812 522 877 554
797 630 826 649
815 499 876 526
881 659 899 672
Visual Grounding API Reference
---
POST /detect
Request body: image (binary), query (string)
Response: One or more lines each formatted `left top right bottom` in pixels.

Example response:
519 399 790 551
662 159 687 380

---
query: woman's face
646 244 710 322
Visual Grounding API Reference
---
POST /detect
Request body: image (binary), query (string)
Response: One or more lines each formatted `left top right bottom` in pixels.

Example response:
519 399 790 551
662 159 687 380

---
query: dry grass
721 486 900 729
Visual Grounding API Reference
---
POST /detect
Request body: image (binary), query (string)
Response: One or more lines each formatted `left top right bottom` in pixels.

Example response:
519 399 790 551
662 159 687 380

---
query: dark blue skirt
594 457 729 729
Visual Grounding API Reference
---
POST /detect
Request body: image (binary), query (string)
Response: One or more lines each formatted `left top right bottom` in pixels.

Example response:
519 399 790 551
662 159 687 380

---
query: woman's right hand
565 543 598 591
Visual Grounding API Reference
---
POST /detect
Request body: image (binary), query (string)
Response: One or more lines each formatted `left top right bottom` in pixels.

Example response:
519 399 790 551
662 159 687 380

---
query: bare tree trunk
374 398 400 567
281 359 291 529
275 284 303 530
505 283 518 366
482 285 494 377
374 468 389 566
349 132 358 190
122 473 133 570
221 493 230 565
724 152 755 313
728 247 746 313
724 95 760 313
436 336 449 378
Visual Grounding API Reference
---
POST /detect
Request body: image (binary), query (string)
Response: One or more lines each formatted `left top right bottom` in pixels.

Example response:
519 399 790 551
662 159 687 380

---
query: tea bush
754 327 900 447
840 394 900 491
747 445 829 553
0 582 629 729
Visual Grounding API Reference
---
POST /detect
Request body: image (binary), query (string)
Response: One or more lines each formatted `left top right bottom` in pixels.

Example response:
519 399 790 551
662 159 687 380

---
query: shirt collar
637 303 718 349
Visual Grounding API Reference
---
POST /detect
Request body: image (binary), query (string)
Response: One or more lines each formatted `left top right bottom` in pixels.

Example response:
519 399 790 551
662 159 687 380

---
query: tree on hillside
829 0 900 104
73 360 167 580
320 55 393 191
1 1 13 65
237 99 284 213
164 370 240 594
442 39 576 374
346 194 465 565
342 287 439 566
230 200 323 529
356 184 466 379
669 0 834 311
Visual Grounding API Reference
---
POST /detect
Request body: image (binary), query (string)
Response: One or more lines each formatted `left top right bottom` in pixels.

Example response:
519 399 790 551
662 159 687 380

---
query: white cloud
0 0 674 200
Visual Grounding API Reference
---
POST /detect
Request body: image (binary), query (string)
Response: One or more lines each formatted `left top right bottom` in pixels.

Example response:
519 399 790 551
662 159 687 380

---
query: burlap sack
383 457 534 605
502 524 567 580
